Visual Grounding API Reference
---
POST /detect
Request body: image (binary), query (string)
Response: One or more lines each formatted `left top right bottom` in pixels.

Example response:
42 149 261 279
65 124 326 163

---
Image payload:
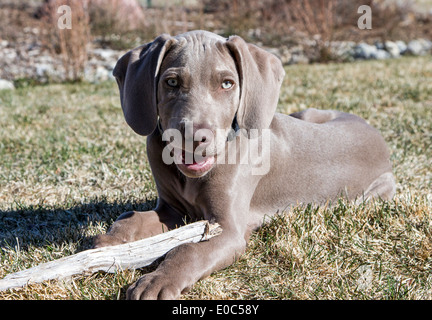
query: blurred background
0 0 431 85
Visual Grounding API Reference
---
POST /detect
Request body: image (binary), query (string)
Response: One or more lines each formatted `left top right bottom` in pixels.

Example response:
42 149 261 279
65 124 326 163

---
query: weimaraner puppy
93 30 395 299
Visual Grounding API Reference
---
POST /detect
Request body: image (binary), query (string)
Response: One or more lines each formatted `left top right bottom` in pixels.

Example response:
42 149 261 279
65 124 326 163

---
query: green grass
0 56 431 299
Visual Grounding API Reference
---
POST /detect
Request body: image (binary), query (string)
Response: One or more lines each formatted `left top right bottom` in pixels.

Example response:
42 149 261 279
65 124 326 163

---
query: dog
93 30 395 299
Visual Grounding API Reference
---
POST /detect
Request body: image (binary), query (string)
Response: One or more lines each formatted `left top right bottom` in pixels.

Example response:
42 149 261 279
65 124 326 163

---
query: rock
375 49 391 60
406 39 431 55
95 66 114 81
0 79 15 90
375 41 385 50
354 42 393 60
278 47 293 65
395 40 407 55
35 63 55 78
330 41 356 62
84 65 115 83
419 39 432 52
285 45 309 64
89 48 121 61
264 46 294 65
290 54 309 64
3 48 17 61
385 41 400 58
354 43 378 59
407 40 423 55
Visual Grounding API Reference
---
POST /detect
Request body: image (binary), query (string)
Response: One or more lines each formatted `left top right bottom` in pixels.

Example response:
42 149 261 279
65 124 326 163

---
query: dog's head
113 30 285 178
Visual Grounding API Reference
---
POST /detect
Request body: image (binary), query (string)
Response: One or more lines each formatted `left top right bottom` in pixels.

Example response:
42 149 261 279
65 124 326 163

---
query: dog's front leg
93 202 185 248
126 225 247 300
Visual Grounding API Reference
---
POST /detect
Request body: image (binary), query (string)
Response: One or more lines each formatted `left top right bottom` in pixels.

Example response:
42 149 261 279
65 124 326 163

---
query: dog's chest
160 174 210 219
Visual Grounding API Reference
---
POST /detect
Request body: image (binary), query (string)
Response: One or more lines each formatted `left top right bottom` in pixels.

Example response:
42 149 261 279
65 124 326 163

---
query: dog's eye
221 80 233 90
167 78 179 87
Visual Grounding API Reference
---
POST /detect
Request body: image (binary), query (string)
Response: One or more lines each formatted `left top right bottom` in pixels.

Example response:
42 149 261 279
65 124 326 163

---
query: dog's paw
126 271 186 300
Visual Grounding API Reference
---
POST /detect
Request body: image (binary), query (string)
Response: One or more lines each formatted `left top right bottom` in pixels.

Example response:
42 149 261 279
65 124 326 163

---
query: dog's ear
113 34 174 136
226 36 285 137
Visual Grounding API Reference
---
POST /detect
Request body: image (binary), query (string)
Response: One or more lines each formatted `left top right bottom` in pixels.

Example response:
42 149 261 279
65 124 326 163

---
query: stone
83 65 115 83
420 39 432 52
93 65 114 82
395 40 407 55
407 39 425 55
35 63 55 78
353 43 392 60
90 48 120 61
0 79 15 90
375 49 391 60
375 41 385 50
354 42 378 59
289 53 309 64
385 41 400 58
330 41 356 62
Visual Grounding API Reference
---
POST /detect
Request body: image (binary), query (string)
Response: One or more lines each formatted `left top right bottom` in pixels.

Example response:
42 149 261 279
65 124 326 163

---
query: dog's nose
195 126 212 144
180 121 214 149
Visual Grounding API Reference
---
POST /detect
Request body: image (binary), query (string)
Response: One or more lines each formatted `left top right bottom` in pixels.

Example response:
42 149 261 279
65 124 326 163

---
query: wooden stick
0 221 222 291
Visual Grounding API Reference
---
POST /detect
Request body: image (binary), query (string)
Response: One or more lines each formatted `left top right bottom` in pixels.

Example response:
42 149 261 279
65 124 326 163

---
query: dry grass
202 0 432 61
0 56 431 299
188 198 432 299
39 0 90 81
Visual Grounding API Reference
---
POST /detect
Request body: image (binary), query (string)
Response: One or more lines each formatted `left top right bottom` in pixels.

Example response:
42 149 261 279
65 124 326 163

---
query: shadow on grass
0 197 158 251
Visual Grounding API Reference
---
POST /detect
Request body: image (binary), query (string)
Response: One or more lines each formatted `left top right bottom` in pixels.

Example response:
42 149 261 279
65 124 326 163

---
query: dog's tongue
182 151 201 165
182 150 214 170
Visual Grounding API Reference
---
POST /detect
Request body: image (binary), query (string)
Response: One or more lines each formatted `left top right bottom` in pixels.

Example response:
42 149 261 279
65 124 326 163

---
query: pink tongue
183 151 204 165
181 151 214 170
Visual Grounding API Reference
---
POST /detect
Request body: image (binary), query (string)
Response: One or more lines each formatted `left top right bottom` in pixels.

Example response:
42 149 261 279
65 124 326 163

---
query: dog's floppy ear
113 34 174 136
226 36 285 137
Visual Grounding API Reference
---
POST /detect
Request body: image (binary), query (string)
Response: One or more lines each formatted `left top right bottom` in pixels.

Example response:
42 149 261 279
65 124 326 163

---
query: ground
0 55 431 299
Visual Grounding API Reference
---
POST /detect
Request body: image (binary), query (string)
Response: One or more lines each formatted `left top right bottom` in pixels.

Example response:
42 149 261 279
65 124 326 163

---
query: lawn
0 56 431 299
